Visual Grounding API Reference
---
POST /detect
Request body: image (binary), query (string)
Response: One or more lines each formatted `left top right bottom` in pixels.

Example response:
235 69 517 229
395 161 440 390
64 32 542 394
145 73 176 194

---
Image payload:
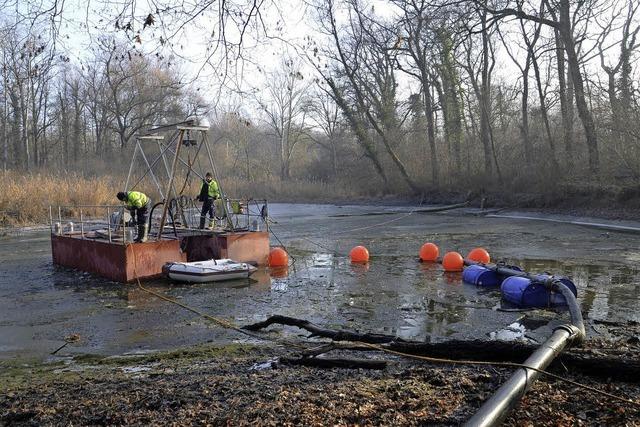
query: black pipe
148 201 164 229
465 265 585 426
149 200 178 238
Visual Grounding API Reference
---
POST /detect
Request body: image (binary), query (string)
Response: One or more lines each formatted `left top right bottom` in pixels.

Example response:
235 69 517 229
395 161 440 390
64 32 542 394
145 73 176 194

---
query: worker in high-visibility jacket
116 190 151 242
197 172 220 229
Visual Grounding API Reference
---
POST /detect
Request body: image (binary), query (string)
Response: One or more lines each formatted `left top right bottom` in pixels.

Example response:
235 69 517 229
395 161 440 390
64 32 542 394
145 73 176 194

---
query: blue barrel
501 276 577 308
462 265 501 286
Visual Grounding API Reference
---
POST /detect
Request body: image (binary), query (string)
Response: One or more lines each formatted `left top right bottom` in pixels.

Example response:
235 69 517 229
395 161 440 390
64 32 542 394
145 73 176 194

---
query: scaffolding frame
124 120 235 240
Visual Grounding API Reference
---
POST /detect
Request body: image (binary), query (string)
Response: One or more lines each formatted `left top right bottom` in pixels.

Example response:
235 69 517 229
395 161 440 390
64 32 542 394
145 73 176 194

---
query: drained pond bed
3 203 640 424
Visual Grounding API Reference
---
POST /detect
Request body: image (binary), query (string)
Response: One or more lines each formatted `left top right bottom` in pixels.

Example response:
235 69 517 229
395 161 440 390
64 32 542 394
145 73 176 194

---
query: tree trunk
520 59 532 164
479 10 493 178
559 0 599 174
326 79 389 185
422 79 439 186
555 28 573 168
531 53 557 166
9 90 23 168
436 29 463 179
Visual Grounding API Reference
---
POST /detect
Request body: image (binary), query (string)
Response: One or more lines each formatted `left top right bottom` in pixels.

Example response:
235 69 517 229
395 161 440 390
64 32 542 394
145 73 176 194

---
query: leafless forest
1 0 640 202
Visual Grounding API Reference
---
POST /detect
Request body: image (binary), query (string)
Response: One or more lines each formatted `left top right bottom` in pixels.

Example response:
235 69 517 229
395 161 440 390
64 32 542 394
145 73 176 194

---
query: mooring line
130 245 306 350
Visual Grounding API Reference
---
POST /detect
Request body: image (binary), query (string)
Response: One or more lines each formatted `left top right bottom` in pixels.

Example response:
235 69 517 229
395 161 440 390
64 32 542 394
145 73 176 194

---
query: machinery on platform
50 121 270 282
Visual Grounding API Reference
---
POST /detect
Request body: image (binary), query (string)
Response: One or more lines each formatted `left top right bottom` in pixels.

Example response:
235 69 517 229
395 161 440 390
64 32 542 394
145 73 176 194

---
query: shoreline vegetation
2 171 640 227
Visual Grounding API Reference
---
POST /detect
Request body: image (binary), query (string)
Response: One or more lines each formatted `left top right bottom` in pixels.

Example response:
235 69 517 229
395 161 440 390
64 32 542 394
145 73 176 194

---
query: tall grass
0 171 120 226
0 171 377 227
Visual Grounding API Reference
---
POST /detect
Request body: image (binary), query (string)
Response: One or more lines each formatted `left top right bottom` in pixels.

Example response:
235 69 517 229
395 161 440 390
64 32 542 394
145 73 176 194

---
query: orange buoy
419 242 439 262
268 247 289 267
442 251 464 272
269 266 289 278
467 247 490 264
350 245 370 263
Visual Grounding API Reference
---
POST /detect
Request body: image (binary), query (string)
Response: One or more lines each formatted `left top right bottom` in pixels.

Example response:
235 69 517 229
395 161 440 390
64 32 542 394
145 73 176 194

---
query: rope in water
130 245 306 349
128 246 639 407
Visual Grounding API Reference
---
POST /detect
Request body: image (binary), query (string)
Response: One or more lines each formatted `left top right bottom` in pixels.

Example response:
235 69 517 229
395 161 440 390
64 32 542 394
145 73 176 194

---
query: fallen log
243 315 640 382
243 315 409 344
328 202 469 218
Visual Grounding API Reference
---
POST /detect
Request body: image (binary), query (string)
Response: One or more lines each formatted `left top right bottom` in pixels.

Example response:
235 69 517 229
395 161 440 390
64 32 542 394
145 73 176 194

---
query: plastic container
462 265 501 286
501 275 577 308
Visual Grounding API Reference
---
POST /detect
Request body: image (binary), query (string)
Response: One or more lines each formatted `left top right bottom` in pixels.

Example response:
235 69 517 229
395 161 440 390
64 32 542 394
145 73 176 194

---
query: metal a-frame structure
124 120 233 240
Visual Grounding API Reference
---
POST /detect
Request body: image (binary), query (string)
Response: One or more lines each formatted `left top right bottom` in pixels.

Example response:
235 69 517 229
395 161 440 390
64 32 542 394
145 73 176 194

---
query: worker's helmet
116 192 127 201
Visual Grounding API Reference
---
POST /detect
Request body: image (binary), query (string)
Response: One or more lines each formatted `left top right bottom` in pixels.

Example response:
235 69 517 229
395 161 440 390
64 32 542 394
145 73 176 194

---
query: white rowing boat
163 259 257 283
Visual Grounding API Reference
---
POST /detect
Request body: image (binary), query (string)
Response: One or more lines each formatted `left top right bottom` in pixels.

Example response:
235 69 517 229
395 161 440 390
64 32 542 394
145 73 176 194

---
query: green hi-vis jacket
200 179 220 200
126 191 149 209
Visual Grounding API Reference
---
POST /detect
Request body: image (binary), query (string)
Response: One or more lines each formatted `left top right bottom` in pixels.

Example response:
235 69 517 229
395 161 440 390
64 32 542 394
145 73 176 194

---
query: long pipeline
464 270 585 426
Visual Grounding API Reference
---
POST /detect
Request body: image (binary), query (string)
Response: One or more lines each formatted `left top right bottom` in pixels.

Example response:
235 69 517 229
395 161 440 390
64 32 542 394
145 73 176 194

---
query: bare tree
307 87 346 178
313 0 420 193
394 0 440 185
100 40 184 149
483 0 601 173
258 57 310 180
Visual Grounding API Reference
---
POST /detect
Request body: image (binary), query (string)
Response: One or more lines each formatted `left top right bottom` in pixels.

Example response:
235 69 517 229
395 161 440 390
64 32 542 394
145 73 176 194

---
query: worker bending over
116 191 151 242
198 172 220 229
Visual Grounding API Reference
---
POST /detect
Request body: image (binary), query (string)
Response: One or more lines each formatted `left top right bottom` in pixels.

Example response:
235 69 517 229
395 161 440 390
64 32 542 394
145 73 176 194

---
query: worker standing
116 191 151 242
198 172 220 229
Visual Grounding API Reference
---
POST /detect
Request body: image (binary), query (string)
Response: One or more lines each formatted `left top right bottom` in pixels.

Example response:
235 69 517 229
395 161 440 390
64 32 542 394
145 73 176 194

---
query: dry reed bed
0 172 120 226
0 172 372 227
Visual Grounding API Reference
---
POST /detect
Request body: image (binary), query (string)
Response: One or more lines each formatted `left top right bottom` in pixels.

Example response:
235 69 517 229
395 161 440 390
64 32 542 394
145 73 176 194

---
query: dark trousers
200 198 215 220
131 201 150 226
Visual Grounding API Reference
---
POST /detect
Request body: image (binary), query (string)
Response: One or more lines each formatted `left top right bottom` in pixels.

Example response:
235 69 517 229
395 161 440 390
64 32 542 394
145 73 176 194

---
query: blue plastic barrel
501 276 577 308
462 265 501 286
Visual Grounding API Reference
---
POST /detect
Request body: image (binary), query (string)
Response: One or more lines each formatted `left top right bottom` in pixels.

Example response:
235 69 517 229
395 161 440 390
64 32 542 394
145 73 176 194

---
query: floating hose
550 278 585 343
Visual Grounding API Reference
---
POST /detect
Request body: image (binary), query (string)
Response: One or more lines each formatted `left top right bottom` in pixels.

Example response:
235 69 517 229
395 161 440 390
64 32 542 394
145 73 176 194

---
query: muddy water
1 204 639 361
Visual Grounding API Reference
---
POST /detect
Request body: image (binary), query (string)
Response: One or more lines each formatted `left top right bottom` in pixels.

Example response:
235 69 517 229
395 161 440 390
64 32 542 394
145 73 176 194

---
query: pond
1 203 639 360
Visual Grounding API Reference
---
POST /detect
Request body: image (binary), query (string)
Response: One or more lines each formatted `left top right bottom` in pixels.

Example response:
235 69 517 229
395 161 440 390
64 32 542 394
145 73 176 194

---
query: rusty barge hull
51 231 270 283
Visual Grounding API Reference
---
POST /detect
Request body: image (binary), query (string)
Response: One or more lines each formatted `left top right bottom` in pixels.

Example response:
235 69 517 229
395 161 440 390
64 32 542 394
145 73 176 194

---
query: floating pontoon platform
51 121 271 282
51 229 269 283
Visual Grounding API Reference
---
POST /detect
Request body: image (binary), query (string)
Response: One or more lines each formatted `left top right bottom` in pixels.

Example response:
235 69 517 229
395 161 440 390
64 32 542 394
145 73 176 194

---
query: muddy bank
407 188 640 222
1 343 639 426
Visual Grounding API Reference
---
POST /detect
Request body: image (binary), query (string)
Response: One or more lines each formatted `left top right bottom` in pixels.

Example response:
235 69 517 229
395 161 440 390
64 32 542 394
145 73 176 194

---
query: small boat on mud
163 259 257 283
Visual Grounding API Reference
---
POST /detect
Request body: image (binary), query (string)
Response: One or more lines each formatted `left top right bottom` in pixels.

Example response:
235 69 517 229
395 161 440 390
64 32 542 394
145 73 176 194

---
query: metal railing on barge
49 198 270 245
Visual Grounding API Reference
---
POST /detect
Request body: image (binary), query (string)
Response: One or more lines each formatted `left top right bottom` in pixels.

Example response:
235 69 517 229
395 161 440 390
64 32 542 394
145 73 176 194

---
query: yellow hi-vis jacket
126 191 149 209
200 179 220 199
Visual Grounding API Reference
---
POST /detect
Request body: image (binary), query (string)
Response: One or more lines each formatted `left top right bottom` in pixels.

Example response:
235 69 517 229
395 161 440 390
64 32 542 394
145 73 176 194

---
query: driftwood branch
244 315 640 381
243 315 409 343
